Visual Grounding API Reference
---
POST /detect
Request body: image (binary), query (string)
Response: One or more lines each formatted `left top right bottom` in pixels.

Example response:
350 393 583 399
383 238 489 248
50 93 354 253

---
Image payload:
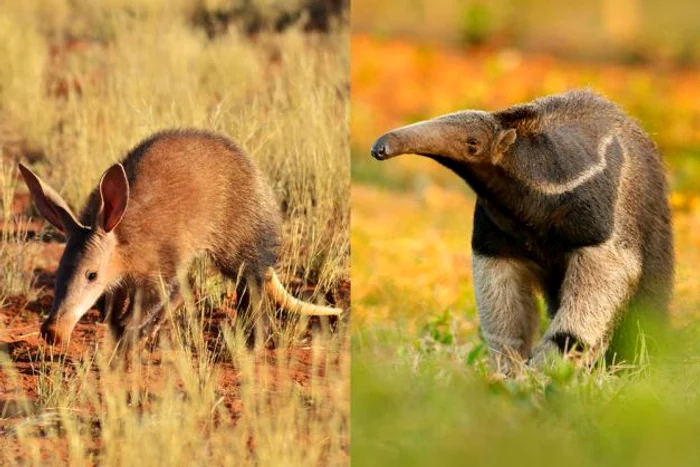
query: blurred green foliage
459 2 495 46
352 324 700 467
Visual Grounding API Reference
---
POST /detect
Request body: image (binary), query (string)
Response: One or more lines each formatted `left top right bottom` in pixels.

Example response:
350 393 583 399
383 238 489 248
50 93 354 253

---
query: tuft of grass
0 6 53 148
2 305 347 466
0 159 38 306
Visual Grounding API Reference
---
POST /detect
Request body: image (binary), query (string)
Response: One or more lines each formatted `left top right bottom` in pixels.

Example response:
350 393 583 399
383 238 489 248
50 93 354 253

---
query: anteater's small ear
18 163 83 235
496 128 517 154
95 163 129 233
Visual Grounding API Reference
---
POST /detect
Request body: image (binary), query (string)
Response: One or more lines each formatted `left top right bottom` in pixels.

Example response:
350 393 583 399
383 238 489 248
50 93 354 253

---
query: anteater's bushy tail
264 268 342 316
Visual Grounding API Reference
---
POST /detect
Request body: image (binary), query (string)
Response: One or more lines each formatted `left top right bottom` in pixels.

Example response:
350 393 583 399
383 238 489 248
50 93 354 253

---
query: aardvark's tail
264 267 342 316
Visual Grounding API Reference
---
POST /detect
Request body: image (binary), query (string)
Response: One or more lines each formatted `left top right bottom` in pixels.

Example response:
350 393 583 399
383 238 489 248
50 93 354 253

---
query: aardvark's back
81 130 282 279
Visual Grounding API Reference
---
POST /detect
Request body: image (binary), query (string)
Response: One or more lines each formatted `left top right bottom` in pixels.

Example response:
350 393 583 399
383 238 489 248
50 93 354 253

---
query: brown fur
20 129 341 347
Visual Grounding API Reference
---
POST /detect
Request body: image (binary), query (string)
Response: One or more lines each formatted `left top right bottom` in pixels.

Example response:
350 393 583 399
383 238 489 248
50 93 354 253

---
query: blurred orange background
351 0 700 328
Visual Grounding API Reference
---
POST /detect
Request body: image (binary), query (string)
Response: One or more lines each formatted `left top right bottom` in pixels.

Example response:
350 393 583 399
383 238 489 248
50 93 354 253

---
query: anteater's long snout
371 119 454 161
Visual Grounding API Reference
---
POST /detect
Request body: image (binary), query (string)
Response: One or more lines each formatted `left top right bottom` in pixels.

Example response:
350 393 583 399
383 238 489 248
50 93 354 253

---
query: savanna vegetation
351 1 700 465
0 1 349 465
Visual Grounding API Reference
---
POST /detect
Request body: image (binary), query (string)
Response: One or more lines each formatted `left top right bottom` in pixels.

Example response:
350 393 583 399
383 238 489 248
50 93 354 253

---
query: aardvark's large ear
93 163 129 233
18 163 83 235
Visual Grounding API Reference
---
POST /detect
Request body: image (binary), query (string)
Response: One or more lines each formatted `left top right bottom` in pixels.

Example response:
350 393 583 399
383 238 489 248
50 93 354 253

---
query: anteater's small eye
86 271 97 282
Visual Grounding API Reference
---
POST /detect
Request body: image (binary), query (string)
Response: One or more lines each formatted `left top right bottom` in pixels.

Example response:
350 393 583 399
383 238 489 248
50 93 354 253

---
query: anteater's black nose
371 138 389 160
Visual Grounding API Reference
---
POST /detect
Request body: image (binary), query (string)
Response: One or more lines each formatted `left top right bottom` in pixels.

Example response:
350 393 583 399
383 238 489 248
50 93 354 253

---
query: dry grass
0 1 348 465
3 315 347 466
0 160 39 307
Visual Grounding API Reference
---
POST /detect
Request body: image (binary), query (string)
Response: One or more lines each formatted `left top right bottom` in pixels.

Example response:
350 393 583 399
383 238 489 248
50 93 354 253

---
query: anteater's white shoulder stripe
501 131 621 196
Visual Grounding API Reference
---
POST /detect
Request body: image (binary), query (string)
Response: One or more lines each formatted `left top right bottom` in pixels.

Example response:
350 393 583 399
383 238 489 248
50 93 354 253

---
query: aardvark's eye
86 271 98 282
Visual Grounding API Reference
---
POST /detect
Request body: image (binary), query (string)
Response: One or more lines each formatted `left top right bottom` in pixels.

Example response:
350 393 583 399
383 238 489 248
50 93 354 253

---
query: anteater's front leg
473 254 540 373
531 241 641 365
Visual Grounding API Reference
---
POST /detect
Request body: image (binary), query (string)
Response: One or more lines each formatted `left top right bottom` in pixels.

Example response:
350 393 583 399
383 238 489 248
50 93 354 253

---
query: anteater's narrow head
370 110 517 166
19 163 129 345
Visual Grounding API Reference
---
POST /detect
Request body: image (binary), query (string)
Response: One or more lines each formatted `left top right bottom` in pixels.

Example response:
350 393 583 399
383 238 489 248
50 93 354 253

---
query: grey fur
371 89 673 368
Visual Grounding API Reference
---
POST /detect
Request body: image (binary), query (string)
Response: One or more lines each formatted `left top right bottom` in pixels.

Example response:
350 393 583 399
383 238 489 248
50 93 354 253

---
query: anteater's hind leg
531 241 642 366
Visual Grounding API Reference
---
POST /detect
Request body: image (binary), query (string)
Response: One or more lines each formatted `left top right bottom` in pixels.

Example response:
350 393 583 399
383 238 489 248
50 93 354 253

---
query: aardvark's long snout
41 318 66 345
40 311 81 346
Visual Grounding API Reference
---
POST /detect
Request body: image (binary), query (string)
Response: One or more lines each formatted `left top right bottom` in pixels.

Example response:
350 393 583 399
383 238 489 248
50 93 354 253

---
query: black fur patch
543 136 623 247
469 134 623 260
471 200 532 259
